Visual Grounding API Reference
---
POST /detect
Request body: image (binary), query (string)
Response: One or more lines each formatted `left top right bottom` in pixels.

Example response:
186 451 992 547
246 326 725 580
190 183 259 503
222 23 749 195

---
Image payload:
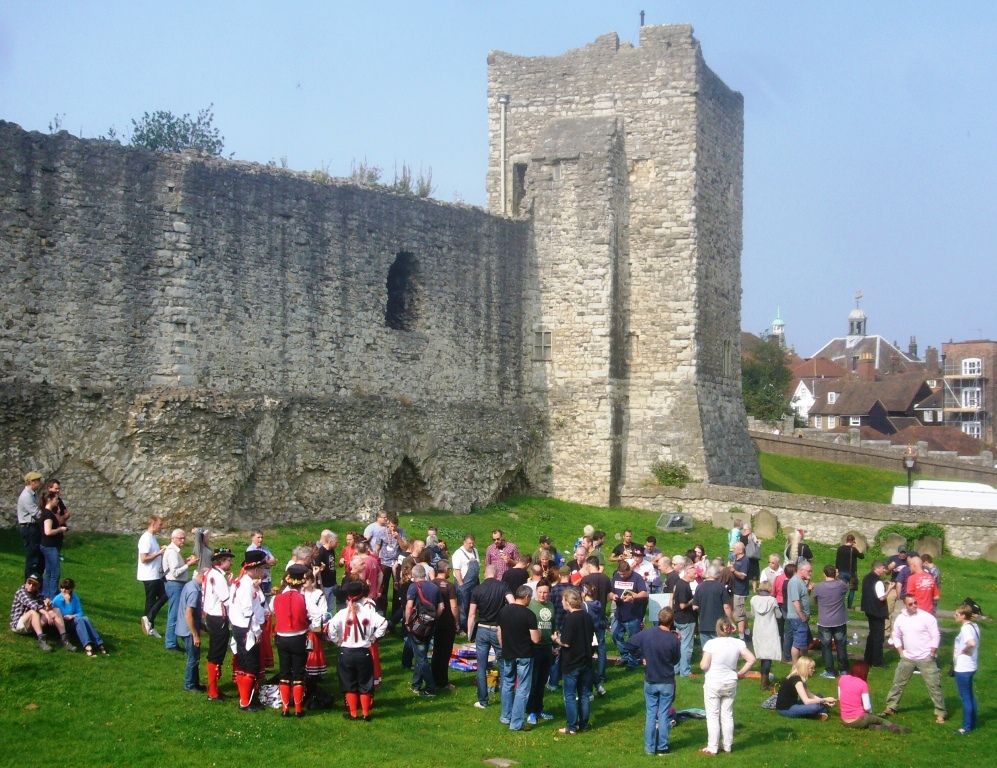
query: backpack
407 582 437 641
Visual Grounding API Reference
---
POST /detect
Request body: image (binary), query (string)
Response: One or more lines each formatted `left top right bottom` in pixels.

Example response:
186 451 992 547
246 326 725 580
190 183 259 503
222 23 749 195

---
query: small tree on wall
128 104 225 156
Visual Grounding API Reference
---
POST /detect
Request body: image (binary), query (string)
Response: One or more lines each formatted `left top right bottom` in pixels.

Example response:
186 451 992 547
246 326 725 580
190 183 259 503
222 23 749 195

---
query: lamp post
903 447 916 510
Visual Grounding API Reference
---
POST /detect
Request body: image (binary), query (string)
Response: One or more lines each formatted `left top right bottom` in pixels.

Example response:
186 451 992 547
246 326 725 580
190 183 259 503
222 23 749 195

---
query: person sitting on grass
51 578 107 656
775 657 835 720
837 661 908 732
9 573 75 652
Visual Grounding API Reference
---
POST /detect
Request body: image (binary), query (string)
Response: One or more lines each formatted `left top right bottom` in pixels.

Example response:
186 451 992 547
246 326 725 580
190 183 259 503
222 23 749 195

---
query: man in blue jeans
610 560 648 669
812 564 849 678
788 562 813 663
175 569 205 691
497 585 539 731
405 564 443 698
451 533 480 633
625 606 681 754
556 587 595 734
467 565 513 708
672 561 698 676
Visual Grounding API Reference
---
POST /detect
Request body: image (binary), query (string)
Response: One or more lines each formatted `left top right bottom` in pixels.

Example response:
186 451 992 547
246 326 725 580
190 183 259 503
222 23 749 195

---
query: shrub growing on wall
873 522 946 554
652 460 692 488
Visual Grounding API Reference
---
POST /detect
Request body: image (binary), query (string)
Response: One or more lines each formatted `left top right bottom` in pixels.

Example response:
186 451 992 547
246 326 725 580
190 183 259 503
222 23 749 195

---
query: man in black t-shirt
468 566 513 708
314 530 338 607
611 529 641 563
664 555 684 594
555 587 595 734
501 555 530 592
580 557 611 611
692 564 733 645
671 561 698 676
497 586 539 731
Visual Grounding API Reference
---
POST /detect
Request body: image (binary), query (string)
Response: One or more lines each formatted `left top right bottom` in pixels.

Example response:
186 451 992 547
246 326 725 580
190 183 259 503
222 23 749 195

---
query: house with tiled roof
913 388 944 427
808 373 932 435
809 302 930 376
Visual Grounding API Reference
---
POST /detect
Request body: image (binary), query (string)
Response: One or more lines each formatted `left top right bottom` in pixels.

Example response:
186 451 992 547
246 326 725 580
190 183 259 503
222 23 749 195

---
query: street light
903 447 916 509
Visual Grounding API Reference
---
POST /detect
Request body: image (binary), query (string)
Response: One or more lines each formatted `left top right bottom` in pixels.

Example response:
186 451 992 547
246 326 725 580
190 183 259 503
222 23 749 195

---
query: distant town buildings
942 340 996 445
760 297 994 453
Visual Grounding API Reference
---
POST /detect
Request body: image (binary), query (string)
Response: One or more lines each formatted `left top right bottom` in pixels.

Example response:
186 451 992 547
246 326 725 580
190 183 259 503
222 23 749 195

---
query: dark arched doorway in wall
384 457 433 515
385 251 421 331
496 466 532 500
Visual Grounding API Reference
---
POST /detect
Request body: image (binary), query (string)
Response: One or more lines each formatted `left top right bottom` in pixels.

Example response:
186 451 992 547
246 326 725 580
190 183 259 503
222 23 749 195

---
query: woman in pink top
838 662 907 732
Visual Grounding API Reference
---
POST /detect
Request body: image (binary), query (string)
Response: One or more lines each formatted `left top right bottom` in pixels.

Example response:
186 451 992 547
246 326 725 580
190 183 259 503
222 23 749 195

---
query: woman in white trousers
699 619 756 755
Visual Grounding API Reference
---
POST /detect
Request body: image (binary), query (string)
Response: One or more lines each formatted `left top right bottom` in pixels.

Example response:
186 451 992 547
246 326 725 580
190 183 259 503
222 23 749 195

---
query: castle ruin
0 25 759 532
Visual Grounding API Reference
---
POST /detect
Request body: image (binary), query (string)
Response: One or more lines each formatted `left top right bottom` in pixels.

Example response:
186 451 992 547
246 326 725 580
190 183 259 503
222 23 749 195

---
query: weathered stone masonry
0 124 543 530
489 25 759 507
1 25 759 531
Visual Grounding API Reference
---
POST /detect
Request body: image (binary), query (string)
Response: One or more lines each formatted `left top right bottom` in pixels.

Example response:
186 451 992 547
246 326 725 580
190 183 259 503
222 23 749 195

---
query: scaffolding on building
943 357 989 441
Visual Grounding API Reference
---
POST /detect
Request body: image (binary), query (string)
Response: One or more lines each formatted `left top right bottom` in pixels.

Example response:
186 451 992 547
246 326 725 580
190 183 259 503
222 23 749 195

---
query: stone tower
487 25 761 506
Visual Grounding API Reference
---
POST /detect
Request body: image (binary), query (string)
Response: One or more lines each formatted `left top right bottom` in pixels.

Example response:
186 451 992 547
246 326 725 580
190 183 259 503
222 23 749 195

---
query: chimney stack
908 336 918 359
925 346 939 374
858 351 876 381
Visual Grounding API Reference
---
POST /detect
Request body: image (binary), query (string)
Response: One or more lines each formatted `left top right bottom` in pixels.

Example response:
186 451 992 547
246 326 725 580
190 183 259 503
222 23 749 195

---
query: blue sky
2 1 995 358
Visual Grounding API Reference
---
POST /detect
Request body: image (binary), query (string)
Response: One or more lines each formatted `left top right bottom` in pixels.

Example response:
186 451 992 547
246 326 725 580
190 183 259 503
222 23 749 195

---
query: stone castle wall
1 25 760 531
752 431 997 484
0 122 545 530
622 484 997 560
487 25 760 506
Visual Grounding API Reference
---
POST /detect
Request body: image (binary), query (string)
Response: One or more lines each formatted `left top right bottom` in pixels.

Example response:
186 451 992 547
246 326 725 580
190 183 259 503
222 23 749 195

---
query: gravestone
711 508 741 530
913 536 942 558
880 533 907 556
753 510 779 540
986 543 997 563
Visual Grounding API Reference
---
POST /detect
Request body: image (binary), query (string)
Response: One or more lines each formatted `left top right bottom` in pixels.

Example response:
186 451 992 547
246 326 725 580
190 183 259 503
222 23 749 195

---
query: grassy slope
759 451 914 503
0 496 992 767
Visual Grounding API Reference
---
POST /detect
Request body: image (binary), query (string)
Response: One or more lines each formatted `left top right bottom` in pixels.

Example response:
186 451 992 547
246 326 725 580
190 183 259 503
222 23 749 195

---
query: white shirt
304 588 328 630
953 622 979 673
203 567 231 617
136 531 162 581
703 636 747 686
162 542 190 582
760 565 783 586
327 598 387 649
633 559 657 585
230 574 265 630
451 545 479 580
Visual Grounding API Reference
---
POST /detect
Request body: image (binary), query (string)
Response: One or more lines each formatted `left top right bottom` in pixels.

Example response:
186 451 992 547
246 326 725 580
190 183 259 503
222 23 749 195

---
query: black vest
861 571 888 618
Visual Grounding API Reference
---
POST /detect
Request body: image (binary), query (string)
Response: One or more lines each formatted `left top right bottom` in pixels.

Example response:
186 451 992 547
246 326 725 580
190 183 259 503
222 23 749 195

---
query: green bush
873 522 946 553
651 460 692 488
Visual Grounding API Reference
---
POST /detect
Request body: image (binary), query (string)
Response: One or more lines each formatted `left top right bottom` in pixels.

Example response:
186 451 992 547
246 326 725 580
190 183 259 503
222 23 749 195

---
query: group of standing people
8 492 984 745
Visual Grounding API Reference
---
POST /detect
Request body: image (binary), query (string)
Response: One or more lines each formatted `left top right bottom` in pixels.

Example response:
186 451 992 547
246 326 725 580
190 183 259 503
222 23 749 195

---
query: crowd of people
10 474 982 746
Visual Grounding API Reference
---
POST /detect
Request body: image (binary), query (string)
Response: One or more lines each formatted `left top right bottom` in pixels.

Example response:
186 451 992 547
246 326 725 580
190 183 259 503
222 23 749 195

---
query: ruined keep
0 25 759 532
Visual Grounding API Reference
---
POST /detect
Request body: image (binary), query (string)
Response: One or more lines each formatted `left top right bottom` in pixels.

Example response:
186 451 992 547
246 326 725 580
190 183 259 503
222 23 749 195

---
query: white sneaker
473 701 488 709
140 616 151 636
149 627 162 639
596 684 607 697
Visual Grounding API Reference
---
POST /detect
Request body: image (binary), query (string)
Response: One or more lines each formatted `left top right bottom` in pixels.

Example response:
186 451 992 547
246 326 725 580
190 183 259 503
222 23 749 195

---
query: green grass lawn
1 496 992 767
759 451 917 503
